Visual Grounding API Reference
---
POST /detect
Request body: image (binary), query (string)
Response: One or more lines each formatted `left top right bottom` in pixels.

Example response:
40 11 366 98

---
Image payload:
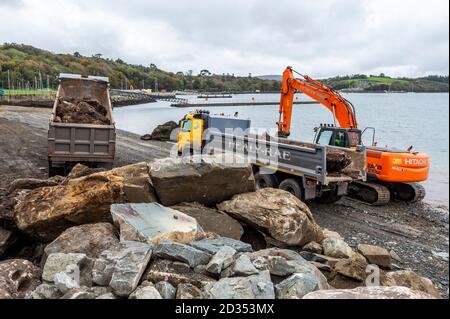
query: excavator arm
277 66 358 137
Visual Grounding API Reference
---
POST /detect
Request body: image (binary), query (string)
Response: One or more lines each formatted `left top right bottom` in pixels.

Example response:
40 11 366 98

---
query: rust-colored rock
14 174 125 242
383 270 441 299
217 188 324 246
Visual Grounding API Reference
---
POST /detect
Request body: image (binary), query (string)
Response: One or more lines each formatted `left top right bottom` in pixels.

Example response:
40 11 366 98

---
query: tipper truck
48 74 116 176
178 110 366 202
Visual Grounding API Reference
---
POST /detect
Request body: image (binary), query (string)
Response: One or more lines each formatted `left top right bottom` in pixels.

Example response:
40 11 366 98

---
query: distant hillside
0 43 279 92
257 73 449 93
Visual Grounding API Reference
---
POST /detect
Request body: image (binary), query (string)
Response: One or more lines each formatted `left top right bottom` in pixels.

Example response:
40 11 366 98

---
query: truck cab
314 124 362 148
177 110 251 155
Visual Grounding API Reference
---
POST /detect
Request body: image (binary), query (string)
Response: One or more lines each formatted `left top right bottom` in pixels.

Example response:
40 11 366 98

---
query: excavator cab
314 125 362 148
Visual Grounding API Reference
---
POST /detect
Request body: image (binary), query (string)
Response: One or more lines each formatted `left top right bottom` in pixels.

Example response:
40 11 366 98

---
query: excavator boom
277 66 358 137
276 66 429 205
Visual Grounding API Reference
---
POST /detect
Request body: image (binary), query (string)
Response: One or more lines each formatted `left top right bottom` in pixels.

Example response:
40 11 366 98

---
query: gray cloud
0 0 448 77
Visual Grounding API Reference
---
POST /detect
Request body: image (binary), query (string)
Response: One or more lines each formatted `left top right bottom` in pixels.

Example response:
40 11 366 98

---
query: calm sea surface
114 93 449 205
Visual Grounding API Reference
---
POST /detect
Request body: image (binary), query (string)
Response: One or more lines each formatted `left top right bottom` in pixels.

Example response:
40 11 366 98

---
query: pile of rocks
54 98 110 125
0 157 442 299
141 121 179 142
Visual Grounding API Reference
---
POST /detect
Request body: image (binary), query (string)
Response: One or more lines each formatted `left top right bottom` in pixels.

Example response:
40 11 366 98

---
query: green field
0 89 56 95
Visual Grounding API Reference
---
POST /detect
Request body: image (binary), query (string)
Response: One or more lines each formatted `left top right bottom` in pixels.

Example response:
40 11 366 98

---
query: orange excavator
277 66 430 205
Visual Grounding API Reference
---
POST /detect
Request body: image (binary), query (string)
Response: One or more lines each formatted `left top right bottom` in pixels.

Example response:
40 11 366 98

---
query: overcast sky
0 0 448 77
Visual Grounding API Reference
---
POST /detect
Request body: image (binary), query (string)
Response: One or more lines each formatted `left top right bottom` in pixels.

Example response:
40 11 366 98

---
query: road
0 105 448 297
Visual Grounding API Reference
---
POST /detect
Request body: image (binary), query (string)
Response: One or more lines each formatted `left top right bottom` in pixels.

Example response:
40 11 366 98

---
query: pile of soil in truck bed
326 148 353 172
54 98 110 125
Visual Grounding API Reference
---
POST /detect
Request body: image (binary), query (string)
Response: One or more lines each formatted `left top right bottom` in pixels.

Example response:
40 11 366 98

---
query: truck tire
316 191 343 204
279 178 303 199
254 172 279 190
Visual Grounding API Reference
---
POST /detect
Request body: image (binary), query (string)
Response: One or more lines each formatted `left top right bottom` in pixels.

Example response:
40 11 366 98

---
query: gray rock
155 281 177 299
42 253 93 287
275 272 328 299
26 284 63 299
54 266 81 293
108 241 152 297
206 246 237 274
96 293 119 299
92 241 151 289
61 288 96 299
189 237 252 255
176 283 204 299
322 236 354 259
153 241 211 267
231 254 259 276
303 286 436 299
43 223 119 263
111 203 201 245
129 282 162 299
148 155 255 206
204 271 275 299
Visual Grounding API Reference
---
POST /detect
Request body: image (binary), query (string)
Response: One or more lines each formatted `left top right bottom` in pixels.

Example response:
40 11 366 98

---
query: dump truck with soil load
178 110 366 202
47 74 116 176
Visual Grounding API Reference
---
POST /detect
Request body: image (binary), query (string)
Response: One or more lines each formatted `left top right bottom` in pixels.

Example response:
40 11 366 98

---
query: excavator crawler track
347 181 391 206
384 182 426 203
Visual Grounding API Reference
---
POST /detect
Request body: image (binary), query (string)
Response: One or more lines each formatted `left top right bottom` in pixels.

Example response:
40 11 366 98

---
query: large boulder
105 162 157 203
217 188 324 246
14 174 125 242
171 202 243 240
14 162 157 242
153 241 212 268
92 241 152 297
43 223 119 262
303 286 436 299
111 203 202 245
357 244 392 269
8 178 60 193
204 270 275 299
0 259 41 299
143 121 179 141
148 155 255 206
383 270 441 299
144 259 216 288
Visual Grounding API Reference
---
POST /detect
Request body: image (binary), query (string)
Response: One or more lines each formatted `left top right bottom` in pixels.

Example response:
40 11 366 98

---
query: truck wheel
316 191 343 204
279 178 303 199
254 173 279 190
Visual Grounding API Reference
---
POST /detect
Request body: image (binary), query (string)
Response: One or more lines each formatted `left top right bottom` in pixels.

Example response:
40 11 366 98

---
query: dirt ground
0 105 448 298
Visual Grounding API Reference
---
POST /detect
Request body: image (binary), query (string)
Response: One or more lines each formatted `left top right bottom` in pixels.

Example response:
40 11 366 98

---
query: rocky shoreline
0 158 443 299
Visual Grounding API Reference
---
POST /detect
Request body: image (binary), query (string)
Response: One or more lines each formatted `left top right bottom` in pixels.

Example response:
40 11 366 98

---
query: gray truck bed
209 133 366 185
48 75 116 165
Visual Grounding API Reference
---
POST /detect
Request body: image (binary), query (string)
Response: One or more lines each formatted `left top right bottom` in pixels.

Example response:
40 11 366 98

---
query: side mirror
314 127 319 133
